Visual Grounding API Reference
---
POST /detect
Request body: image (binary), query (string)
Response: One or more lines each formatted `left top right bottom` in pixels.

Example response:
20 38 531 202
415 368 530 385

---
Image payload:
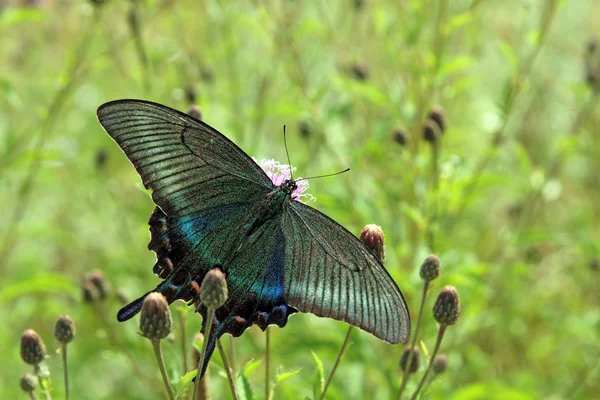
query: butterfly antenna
297 168 350 182
283 125 294 180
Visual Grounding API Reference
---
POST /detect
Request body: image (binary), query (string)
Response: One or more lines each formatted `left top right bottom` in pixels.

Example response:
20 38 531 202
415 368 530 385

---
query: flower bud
188 105 202 121
82 281 100 303
140 293 172 340
298 120 312 138
399 346 420 374
200 268 228 309
360 224 385 262
20 329 46 365
20 373 37 393
85 269 109 300
393 128 407 146
423 119 441 143
433 286 461 325
351 63 369 81
55 315 76 344
419 254 440 281
428 106 446 133
432 354 448 374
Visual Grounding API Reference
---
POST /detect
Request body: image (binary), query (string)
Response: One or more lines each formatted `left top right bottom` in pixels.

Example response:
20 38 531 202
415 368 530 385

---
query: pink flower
253 158 315 203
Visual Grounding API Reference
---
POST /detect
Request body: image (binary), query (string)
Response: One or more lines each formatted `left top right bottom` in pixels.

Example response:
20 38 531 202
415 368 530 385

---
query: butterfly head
281 179 298 195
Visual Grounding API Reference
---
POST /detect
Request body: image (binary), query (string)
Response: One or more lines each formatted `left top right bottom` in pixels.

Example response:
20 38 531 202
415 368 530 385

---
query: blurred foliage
1 0 599 399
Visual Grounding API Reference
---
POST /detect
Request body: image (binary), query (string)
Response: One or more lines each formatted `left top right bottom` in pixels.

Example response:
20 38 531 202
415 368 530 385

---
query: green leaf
239 359 262 378
276 368 302 384
311 351 324 400
238 373 253 400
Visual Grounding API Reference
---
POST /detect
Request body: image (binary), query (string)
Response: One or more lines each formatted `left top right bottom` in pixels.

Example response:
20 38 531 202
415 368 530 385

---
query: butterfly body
97 100 410 378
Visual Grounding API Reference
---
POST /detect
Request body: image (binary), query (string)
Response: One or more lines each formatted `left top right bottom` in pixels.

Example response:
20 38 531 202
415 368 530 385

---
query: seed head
200 268 228 309
55 315 76 344
84 269 109 300
360 224 386 262
20 329 46 365
399 346 420 374
188 105 202 121
428 106 446 133
140 293 172 340
20 373 37 393
419 254 441 281
393 128 407 146
433 286 461 325
423 119 441 143
432 354 448 374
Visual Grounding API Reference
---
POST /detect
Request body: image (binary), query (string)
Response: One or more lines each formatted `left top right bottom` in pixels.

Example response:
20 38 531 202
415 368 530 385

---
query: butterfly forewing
97 100 273 216
283 201 410 344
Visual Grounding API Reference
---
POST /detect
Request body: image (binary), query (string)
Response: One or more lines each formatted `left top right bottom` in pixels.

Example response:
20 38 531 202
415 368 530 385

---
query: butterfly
97 99 410 378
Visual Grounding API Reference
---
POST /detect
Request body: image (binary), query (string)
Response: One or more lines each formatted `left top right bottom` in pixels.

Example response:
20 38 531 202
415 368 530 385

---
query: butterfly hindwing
97 100 273 216
282 201 410 344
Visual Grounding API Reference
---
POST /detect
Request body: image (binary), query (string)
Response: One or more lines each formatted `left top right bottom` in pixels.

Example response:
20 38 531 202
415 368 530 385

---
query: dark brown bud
432 354 448 374
82 281 100 303
95 149 107 169
55 315 76 344
200 268 228 309
20 329 46 365
393 129 407 146
140 293 172 340
85 269 109 300
428 106 446 133
423 119 441 143
433 286 461 325
419 254 441 281
399 346 420 374
360 224 385 262
20 373 37 393
187 105 202 121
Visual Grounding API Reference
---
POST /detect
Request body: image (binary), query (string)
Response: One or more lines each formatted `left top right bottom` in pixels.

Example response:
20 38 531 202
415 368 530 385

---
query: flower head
20 329 46 365
253 158 315 203
360 224 386 262
55 314 76 344
200 268 228 310
140 293 172 340
433 286 461 325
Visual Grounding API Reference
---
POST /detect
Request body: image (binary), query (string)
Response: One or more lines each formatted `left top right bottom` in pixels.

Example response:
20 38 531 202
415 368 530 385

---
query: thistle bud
432 354 448 374
399 346 420 374
55 315 76 344
433 286 461 325
82 281 100 303
423 119 440 143
19 373 37 393
200 268 228 309
419 254 440 281
360 224 385 262
393 128 407 146
428 106 446 133
85 269 108 299
20 329 46 365
140 293 172 340
187 105 202 121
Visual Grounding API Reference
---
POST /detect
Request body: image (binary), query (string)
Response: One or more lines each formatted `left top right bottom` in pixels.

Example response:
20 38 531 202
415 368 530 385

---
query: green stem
193 308 214 400
35 365 51 400
152 339 175 400
319 326 354 400
217 339 239 400
61 344 69 400
409 325 447 400
397 281 430 399
265 327 271 400
180 312 189 374
29 392 38 400
229 335 237 378
427 142 440 253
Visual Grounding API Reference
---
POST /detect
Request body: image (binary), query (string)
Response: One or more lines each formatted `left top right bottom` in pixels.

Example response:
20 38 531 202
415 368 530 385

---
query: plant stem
29 392 38 400
193 308 214 400
152 339 175 400
229 335 237 377
319 326 353 400
217 339 239 400
180 312 189 374
265 326 271 400
35 365 51 400
409 325 447 400
61 344 69 400
397 281 430 399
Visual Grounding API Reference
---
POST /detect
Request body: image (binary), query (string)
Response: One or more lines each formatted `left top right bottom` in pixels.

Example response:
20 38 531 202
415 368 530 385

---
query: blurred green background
1 0 599 399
